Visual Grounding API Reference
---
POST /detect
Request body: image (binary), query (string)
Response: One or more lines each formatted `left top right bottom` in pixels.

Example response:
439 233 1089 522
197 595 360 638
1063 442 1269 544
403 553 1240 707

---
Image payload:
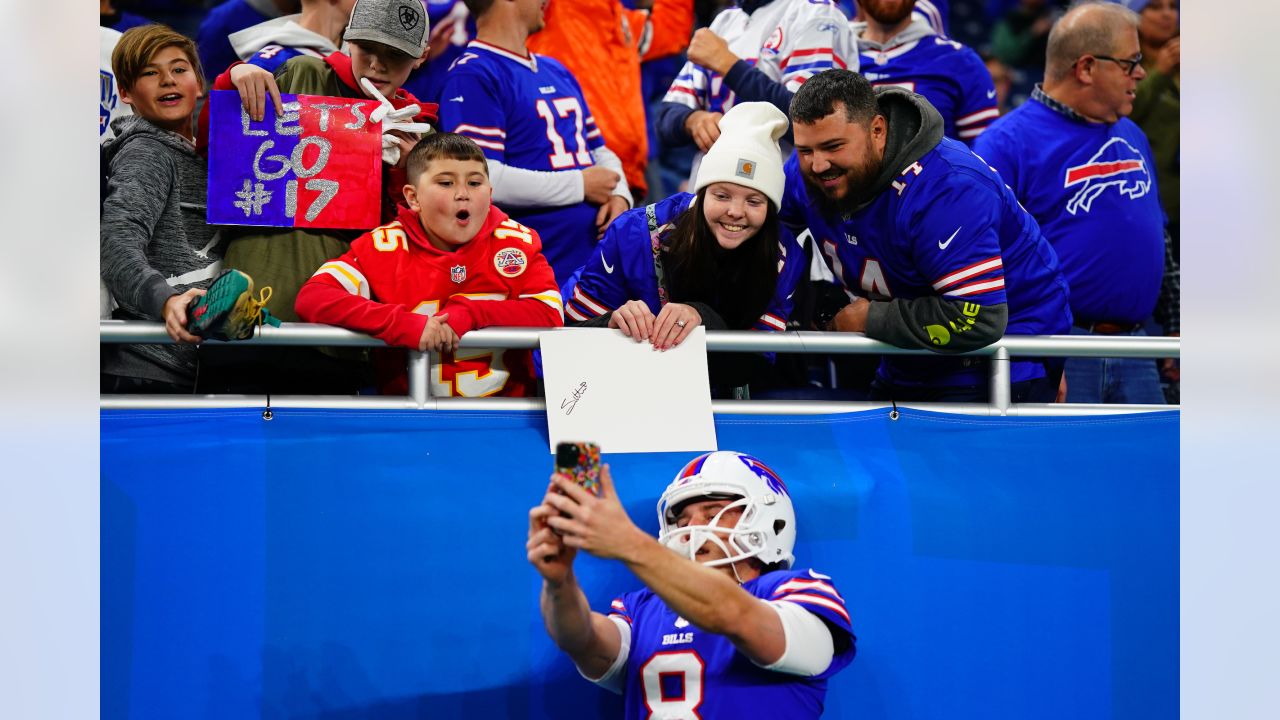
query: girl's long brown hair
663 188 780 330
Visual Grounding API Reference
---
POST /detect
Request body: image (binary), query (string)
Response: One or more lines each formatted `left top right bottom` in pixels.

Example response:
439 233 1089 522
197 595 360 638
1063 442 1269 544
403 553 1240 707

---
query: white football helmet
656 451 796 569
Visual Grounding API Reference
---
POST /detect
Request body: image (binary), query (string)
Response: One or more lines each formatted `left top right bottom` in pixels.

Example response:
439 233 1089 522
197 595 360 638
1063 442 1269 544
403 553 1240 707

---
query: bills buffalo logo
398 5 421 31
1063 137 1151 215
762 26 784 53
493 248 527 277
450 264 466 283
737 454 789 496
671 453 788 495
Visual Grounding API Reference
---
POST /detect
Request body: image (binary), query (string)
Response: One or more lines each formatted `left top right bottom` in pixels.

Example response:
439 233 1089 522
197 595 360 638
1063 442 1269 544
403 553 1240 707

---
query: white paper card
540 327 718 454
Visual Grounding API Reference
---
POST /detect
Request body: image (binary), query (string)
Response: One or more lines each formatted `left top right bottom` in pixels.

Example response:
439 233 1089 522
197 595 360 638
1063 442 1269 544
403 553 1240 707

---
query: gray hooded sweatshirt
101 115 223 386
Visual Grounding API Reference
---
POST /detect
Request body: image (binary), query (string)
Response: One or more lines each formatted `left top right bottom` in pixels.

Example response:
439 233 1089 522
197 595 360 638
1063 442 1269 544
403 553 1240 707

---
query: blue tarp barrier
102 408 1178 719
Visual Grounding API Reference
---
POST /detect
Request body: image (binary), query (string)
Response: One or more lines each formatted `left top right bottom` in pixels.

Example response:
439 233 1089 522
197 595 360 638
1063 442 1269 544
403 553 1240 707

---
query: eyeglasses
1089 53 1144 76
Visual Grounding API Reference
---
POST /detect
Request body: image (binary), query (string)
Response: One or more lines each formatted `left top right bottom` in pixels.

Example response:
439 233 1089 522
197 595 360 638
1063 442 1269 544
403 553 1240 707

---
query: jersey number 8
640 650 705 720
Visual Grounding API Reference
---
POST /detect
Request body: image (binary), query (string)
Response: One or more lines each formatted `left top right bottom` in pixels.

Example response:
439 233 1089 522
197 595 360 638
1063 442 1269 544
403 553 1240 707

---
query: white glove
359 77 433 164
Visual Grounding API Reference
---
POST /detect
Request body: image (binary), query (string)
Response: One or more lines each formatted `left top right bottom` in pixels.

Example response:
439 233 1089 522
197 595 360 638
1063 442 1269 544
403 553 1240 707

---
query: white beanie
693 102 789 208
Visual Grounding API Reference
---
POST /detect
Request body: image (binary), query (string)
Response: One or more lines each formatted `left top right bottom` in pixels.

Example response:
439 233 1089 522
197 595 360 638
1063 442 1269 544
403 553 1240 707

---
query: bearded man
780 69 1072 403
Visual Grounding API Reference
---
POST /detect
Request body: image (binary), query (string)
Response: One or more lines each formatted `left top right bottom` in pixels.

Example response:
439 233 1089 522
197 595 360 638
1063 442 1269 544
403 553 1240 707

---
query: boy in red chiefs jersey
295 132 564 397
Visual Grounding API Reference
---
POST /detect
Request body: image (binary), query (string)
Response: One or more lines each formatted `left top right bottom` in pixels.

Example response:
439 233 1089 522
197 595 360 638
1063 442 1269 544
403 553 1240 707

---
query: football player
528 451 857 719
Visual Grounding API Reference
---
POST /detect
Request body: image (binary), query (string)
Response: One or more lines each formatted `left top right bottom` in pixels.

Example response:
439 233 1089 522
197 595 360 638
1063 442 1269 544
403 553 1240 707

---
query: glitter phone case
555 442 602 496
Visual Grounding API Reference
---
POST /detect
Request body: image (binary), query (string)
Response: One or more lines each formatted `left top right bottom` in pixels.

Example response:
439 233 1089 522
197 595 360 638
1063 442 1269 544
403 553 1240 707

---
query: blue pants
1064 326 1167 404
869 360 1063 404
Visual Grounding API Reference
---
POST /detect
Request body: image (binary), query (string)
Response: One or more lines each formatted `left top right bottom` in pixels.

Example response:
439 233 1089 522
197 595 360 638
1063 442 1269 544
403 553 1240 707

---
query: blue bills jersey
859 34 998 145
245 44 317 74
403 0 474 104
974 98 1165 325
561 192 804 332
608 568 856 720
438 40 607 284
782 138 1072 388
913 0 950 36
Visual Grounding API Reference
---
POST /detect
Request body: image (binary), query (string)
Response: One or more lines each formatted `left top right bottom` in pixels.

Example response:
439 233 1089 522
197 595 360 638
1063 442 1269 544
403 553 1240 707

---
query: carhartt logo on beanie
345 0 429 59
693 102 789 208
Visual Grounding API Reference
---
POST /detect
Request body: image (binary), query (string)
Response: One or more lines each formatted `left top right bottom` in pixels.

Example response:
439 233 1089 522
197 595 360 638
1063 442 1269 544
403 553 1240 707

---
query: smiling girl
560 102 804 360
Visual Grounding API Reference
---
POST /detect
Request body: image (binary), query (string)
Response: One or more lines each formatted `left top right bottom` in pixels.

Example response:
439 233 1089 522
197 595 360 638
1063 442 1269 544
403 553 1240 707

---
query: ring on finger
675 319 687 328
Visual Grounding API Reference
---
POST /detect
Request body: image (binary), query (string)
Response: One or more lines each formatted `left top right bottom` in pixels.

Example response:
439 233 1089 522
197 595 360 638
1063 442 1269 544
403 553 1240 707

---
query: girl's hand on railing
651 303 701 351
608 300 656 342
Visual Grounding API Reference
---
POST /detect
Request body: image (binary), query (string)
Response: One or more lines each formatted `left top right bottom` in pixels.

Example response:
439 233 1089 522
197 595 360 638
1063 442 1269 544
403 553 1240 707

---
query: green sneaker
187 269 282 341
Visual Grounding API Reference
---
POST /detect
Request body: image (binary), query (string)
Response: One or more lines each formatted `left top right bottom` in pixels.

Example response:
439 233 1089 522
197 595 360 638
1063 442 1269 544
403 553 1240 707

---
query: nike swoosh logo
987 89 996 99
602 256 615 274
449 95 464 102
938 226 961 250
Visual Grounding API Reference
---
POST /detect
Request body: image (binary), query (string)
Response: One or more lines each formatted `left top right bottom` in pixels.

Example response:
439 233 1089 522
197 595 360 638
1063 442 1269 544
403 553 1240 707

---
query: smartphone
555 441 602 497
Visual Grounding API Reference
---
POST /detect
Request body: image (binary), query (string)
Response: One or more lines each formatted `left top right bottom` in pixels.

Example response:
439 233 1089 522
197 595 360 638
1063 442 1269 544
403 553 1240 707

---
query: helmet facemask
659 496 774 568
657 451 797 573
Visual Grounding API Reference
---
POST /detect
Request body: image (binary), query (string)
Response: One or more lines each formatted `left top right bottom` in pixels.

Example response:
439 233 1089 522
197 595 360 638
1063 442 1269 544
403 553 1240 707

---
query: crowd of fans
100 0 1179 403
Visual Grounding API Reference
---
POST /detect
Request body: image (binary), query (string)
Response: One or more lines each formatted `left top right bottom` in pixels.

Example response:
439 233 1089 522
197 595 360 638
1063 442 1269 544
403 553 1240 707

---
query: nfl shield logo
450 265 466 283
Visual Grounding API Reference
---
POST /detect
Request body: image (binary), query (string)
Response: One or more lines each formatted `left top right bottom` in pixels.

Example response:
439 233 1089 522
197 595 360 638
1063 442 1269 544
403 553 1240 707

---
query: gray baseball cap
344 0 429 59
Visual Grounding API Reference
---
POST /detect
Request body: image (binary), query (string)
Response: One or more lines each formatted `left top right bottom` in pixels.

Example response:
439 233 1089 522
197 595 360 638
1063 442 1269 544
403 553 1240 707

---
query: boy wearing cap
559 102 804 391
200 0 439 392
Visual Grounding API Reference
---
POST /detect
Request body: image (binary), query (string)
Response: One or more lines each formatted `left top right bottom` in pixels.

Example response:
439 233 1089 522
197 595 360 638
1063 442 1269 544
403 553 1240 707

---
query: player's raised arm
538 452 856 713
546 466 791 668
528 482 623 681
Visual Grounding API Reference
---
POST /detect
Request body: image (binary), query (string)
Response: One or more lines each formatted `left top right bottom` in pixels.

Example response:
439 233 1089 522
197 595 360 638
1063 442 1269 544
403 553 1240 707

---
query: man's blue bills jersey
858 30 998 145
608 568 856 720
975 98 1165 325
439 40 608 282
782 137 1072 388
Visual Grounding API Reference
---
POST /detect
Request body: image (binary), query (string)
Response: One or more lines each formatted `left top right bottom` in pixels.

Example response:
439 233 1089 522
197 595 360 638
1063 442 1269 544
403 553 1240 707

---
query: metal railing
100 320 1179 416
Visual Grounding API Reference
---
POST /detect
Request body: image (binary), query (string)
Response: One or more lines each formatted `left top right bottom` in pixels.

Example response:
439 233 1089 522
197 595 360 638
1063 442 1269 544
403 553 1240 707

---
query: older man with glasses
974 0 1178 405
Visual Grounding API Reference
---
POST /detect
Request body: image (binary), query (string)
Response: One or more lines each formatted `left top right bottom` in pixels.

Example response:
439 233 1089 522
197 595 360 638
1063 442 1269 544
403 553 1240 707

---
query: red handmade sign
207 90 382 229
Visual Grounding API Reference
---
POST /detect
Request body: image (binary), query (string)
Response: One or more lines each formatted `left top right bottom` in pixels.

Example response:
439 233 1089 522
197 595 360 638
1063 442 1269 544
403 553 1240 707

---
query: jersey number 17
535 97 592 170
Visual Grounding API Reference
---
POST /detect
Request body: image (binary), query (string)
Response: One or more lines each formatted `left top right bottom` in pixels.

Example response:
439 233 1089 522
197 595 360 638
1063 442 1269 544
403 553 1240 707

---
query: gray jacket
101 115 223 386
